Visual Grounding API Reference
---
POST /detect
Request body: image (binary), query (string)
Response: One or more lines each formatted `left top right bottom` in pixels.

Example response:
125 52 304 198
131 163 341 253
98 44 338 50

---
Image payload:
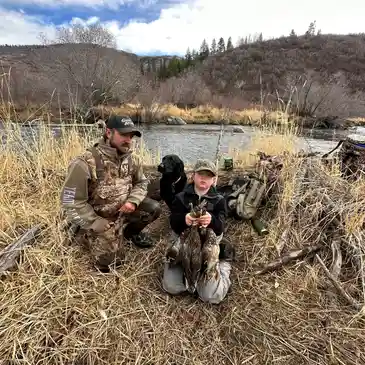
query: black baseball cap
106 115 141 137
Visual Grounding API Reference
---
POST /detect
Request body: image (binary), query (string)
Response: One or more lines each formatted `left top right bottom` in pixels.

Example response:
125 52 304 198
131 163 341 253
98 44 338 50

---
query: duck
181 200 207 293
200 228 220 281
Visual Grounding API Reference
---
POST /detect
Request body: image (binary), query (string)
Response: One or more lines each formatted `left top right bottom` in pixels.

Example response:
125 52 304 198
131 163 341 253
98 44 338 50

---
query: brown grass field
2 99 365 128
0 101 291 126
1 121 365 365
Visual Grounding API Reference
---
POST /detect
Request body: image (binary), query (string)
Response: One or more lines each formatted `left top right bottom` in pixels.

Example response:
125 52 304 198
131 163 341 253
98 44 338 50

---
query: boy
162 159 234 304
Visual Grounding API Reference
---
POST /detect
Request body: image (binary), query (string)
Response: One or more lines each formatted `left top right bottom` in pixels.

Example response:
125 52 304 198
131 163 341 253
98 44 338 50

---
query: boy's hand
198 212 212 227
185 213 197 226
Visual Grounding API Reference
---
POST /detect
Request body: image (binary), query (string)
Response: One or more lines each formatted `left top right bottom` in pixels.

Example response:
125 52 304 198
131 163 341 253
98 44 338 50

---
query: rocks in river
232 126 244 133
166 116 187 125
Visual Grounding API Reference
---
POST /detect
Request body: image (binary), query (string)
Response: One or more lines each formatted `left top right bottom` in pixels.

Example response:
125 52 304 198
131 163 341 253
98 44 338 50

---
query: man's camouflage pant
77 198 161 270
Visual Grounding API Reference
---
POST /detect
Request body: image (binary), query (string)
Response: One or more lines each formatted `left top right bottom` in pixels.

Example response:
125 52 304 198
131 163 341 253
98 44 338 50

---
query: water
133 124 349 163
0 122 354 163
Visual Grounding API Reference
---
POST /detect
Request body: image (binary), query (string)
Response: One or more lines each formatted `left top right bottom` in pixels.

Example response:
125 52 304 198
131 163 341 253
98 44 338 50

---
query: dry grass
1 101 290 126
111 103 289 125
1 121 365 364
348 117 365 126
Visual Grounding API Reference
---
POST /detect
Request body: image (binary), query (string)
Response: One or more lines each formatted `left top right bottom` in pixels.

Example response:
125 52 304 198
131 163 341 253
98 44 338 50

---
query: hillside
199 34 365 92
192 34 365 116
1 33 365 119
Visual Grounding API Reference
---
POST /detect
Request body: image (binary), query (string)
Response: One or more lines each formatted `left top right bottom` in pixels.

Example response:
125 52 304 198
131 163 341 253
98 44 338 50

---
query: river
125 124 348 163
0 123 355 163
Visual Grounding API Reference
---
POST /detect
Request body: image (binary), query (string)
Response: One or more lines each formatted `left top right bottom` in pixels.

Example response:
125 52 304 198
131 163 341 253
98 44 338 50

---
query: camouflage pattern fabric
84 216 125 269
77 199 160 269
193 159 218 176
60 138 153 268
60 138 149 229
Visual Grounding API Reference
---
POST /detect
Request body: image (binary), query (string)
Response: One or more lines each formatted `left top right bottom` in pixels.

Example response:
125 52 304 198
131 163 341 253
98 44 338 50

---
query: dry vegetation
94 103 289 125
1 25 365 125
1 119 365 364
199 34 365 117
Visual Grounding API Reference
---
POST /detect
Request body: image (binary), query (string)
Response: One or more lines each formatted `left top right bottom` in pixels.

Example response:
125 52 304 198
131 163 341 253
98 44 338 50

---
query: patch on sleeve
62 186 77 205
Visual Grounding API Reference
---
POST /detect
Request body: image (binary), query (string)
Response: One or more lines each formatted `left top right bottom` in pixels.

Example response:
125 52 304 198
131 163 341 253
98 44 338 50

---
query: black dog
158 154 187 210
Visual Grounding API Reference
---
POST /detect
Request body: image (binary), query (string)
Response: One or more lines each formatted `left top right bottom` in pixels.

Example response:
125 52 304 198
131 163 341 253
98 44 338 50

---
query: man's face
107 129 135 153
193 170 215 190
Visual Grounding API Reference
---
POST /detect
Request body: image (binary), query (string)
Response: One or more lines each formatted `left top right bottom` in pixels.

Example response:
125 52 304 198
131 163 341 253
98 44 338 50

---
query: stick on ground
315 253 363 311
254 244 323 275
0 225 42 275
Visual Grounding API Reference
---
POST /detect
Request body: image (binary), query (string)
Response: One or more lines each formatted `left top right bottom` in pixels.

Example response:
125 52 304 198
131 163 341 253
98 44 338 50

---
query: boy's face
193 170 215 190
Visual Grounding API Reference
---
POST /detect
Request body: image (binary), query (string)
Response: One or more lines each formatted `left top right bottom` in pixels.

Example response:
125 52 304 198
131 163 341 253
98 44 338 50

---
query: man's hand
120 201 136 213
185 213 197 226
90 218 112 233
198 212 212 227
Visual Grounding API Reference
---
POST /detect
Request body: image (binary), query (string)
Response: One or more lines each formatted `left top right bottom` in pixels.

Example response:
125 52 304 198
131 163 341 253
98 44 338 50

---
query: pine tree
199 39 209 60
217 37 225 52
185 47 193 66
157 59 168 79
305 21 316 38
236 37 244 46
289 29 297 37
166 58 181 77
226 36 233 50
210 38 217 54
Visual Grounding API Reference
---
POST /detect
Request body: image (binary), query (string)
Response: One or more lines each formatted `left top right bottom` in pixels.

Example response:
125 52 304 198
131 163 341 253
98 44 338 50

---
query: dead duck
165 234 181 263
181 200 207 293
200 228 220 281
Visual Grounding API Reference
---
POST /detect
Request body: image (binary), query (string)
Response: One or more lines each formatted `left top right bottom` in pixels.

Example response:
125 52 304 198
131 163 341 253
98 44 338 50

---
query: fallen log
0 225 42 275
254 243 323 275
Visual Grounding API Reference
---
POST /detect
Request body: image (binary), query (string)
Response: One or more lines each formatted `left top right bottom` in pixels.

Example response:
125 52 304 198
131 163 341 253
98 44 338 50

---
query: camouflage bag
225 175 266 220
235 176 266 220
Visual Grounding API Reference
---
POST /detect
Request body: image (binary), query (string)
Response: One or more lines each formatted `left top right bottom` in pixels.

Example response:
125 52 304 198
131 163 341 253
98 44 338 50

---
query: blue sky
0 0 363 56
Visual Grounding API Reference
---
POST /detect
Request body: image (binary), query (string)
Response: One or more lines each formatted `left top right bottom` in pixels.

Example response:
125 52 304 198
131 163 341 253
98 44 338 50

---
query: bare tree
132 76 164 123
33 23 141 108
281 71 365 118
158 71 211 106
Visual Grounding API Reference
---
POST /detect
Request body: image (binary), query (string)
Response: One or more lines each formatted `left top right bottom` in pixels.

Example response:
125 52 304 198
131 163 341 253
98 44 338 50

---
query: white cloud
0 7 56 45
0 0 153 10
0 0 364 55
108 0 365 54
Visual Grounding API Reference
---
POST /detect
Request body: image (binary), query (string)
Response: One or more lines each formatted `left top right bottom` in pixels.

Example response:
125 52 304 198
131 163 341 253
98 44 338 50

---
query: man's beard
117 143 131 154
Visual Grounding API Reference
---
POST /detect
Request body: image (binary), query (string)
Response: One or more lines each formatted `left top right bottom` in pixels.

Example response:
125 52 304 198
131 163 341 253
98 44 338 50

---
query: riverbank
3 102 365 129
1 124 365 364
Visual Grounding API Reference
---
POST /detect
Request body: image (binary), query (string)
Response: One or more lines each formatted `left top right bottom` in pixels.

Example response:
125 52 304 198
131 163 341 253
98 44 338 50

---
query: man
162 159 235 304
60 115 161 272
